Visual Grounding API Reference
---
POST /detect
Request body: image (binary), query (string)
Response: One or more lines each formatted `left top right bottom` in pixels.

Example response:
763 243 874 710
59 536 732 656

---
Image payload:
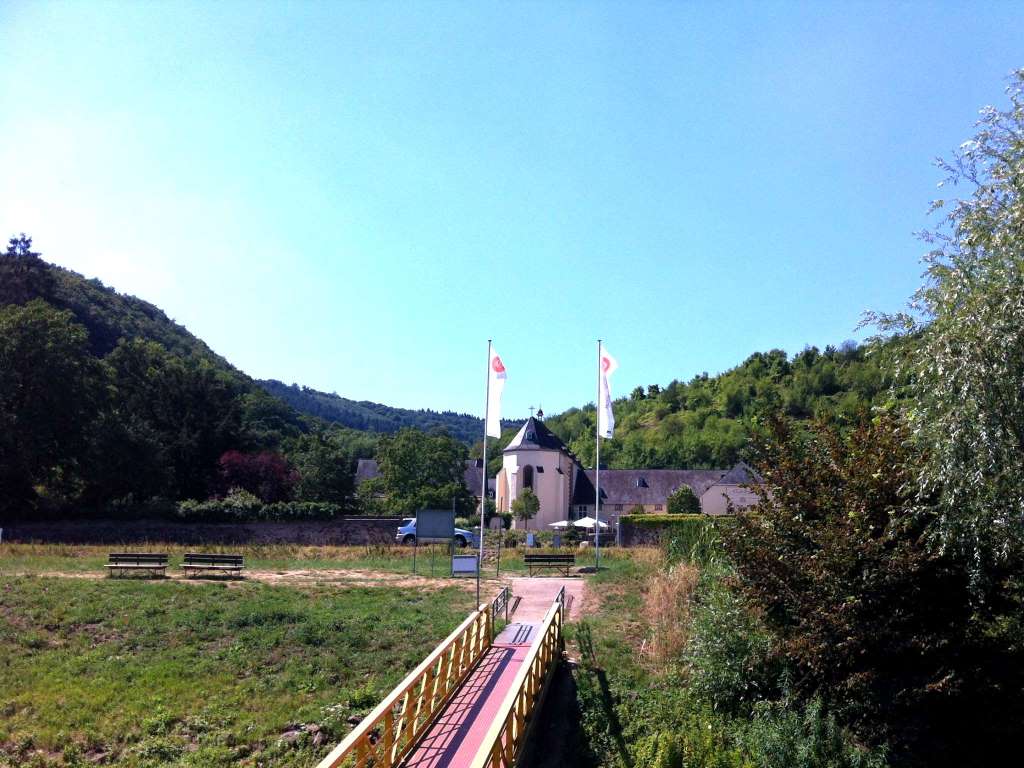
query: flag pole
595 339 602 571
478 339 492 606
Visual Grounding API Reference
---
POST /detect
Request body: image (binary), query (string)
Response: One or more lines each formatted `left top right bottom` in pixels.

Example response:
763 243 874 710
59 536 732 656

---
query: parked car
396 518 477 548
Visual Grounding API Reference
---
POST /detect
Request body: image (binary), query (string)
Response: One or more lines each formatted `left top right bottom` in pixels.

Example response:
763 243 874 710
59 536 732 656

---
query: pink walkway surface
401 623 536 768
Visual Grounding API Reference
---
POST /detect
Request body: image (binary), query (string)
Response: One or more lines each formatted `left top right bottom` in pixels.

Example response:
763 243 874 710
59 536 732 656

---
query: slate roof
355 458 380 485
502 417 569 453
463 459 493 497
571 468 729 506
717 461 763 485
354 458 494 497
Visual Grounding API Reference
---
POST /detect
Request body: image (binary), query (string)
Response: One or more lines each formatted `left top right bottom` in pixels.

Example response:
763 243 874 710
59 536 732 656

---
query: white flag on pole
486 347 507 437
598 348 618 439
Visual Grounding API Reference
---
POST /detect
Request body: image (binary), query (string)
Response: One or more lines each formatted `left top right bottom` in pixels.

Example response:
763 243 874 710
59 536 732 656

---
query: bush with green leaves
683 565 779 716
666 484 700 514
726 415 1024 766
175 491 345 523
510 487 540 529
737 697 887 768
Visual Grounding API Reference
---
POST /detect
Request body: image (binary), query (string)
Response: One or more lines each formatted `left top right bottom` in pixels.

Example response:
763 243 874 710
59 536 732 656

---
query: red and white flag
599 348 618 439
487 347 507 438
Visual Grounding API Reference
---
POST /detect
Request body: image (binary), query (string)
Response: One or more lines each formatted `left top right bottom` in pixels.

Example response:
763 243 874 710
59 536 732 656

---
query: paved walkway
400 580 573 768
508 576 584 621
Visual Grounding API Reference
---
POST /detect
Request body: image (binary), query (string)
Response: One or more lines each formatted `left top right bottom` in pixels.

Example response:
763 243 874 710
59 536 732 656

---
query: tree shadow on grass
522 621 632 768
521 662 602 768
575 620 632 768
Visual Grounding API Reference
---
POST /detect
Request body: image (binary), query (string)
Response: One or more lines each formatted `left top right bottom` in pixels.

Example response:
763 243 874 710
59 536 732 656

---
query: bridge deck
399 578 576 768
401 622 536 768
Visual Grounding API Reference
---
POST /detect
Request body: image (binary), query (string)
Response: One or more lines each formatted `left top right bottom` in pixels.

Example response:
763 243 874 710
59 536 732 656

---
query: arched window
522 465 534 489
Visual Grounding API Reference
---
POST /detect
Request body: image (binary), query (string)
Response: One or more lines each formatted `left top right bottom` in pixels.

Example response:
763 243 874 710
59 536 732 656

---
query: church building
495 417 760 530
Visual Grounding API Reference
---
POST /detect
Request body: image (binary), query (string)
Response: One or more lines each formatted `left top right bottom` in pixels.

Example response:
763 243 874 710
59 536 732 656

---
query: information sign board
452 554 479 577
416 508 455 540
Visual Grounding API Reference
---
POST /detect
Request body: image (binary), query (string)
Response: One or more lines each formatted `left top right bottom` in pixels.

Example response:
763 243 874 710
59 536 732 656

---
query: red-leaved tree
217 450 297 503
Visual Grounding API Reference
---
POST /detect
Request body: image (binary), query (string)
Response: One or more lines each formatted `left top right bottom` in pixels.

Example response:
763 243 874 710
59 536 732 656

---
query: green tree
376 428 474 515
107 338 243 500
288 432 355 505
727 416 1024 766
0 234 53 306
511 487 540 530
867 69 1024 576
666 484 700 515
470 424 518 478
0 300 101 512
239 390 306 450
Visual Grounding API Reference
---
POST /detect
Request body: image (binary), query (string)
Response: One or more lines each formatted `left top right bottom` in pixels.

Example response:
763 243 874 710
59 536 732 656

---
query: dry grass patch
640 562 699 670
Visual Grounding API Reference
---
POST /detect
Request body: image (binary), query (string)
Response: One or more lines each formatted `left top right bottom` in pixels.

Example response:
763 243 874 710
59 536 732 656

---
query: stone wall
1 518 404 546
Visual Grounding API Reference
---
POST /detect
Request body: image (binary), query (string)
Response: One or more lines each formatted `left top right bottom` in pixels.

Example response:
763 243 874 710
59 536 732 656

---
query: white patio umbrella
548 520 571 529
572 516 608 529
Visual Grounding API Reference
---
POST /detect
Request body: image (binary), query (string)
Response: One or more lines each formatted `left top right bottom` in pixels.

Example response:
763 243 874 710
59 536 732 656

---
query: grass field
0 575 468 768
0 543 643 768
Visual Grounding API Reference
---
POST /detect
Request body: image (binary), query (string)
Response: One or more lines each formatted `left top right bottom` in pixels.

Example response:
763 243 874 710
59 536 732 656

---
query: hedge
174 498 348 523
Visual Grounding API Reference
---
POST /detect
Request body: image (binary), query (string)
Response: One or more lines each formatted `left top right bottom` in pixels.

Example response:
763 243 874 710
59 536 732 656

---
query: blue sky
2 2 1021 419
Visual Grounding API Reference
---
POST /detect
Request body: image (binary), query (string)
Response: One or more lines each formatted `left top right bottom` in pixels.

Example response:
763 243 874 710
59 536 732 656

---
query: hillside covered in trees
475 339 908 475
0 238 376 518
259 379 501 444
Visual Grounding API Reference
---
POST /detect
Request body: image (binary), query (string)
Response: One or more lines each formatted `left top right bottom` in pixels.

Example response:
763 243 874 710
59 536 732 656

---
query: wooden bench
181 553 245 577
105 553 168 578
523 553 575 577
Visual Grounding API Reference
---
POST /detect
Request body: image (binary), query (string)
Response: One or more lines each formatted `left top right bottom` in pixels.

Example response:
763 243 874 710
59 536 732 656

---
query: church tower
495 416 576 529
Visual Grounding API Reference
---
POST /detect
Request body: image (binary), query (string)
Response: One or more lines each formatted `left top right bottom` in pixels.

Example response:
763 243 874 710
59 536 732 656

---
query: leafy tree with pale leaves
867 69 1024 579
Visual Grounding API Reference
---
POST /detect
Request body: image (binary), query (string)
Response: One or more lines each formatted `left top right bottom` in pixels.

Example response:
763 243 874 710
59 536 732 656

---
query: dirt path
4 570 592 616
5 568 538 595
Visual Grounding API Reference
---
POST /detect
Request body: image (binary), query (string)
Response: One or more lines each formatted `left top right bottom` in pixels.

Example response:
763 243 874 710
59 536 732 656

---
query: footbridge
315 583 566 768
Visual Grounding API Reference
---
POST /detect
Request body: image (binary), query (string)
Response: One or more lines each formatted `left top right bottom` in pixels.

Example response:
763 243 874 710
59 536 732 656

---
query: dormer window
635 477 648 488
535 466 544 473
526 431 537 441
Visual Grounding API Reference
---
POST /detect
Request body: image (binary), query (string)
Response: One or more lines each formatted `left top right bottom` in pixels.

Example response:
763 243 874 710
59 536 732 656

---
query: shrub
726 415 1024 765
737 697 887 768
666 485 700 515
174 497 345 523
497 528 555 548
621 514 722 563
684 566 779 716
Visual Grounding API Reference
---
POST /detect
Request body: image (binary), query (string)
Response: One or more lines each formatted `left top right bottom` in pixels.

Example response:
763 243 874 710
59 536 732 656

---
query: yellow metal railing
469 587 565 768
315 593 501 768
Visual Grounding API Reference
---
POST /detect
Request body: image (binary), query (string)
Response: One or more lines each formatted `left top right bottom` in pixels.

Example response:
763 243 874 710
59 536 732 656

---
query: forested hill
0 239 372 516
4 248 235 367
535 340 908 471
259 379 499 444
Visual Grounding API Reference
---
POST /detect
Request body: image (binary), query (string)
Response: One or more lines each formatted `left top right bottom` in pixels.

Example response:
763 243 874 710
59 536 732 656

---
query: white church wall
505 449 568 530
